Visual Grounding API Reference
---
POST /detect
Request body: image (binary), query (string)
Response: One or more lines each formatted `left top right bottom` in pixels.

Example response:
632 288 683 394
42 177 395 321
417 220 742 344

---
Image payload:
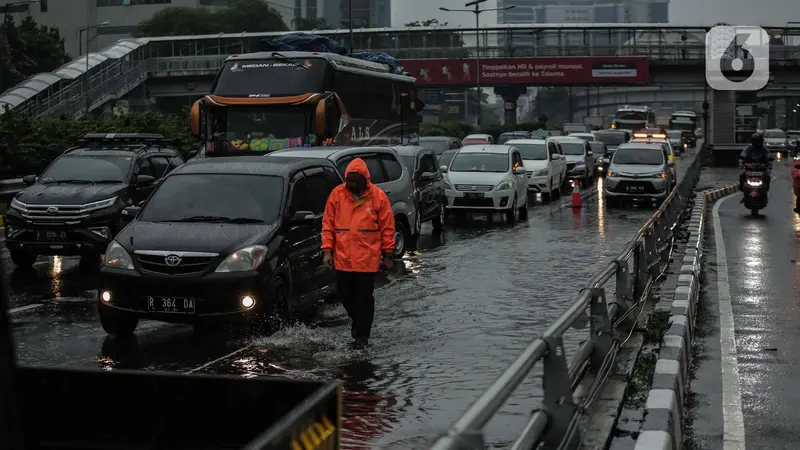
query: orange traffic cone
571 180 582 208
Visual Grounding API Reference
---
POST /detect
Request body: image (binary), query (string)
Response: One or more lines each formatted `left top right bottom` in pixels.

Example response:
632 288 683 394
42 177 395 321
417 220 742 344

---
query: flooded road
7 147 699 448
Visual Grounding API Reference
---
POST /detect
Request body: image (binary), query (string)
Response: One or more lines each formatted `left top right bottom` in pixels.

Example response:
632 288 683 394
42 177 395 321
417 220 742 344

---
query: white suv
505 139 567 200
441 145 529 223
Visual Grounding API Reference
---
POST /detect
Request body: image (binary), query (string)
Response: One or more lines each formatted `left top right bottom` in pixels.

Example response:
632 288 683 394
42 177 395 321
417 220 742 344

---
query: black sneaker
349 338 369 350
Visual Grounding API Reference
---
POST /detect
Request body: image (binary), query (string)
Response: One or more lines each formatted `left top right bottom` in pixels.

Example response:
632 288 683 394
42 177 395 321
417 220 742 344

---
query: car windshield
419 139 450 154
613 148 664 165
667 130 684 138
498 134 526 144
438 150 457 167
572 135 594 142
513 143 547 160
595 133 626 146
615 111 648 121
559 142 585 155
764 130 786 139
39 154 133 183
139 174 283 224
450 152 509 172
589 142 605 155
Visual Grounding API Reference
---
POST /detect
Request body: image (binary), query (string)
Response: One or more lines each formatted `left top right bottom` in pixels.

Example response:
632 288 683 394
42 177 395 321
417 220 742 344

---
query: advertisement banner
399 57 649 86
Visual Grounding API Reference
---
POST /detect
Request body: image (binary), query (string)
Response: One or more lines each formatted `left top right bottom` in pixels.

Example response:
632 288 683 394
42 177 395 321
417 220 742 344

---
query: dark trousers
336 270 377 340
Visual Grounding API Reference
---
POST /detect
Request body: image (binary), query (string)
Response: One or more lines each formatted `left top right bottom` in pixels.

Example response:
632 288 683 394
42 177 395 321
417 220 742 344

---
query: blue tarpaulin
260 33 402 71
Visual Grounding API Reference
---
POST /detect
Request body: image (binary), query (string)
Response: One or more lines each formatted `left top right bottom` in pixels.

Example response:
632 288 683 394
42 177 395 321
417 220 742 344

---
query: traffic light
40 0 47 12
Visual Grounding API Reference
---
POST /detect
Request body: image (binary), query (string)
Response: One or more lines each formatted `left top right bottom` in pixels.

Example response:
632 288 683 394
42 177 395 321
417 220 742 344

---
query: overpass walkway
4 24 800 118
687 162 800 449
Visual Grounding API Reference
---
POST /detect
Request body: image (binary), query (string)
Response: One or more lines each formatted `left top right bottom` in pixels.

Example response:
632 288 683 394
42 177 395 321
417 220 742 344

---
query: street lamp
440 0 514 127
77 21 109 113
0 0 39 94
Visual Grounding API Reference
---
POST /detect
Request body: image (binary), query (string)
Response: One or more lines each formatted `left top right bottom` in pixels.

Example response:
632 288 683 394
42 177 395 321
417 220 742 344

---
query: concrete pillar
494 85 527 128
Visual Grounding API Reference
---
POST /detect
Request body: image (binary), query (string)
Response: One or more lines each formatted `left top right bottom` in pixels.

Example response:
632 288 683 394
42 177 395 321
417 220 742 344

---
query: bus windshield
206 106 316 151
615 110 648 121
670 116 696 131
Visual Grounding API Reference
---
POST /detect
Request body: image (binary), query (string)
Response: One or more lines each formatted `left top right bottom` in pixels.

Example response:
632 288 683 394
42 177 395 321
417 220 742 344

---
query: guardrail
431 146 707 449
0 179 23 204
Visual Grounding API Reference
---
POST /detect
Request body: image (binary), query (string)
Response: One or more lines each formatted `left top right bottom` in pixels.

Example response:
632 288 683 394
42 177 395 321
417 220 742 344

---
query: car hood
564 154 587 163
523 159 548 171
16 183 126 206
117 221 279 255
446 171 509 186
610 163 664 175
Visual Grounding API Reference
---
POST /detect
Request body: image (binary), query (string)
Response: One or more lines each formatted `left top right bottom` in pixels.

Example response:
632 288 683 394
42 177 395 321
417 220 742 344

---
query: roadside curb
634 183 739 450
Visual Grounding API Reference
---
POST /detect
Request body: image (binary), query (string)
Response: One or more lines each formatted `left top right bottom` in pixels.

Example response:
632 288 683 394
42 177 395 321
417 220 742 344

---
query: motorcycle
741 162 770 216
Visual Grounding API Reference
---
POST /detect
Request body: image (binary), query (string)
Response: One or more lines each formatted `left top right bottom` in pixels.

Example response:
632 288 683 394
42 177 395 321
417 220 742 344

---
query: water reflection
597 177 606 241
51 256 63 298
337 360 401 449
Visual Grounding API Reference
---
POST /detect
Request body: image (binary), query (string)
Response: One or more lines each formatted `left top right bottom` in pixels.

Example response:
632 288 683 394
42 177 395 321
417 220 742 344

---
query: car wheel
256 277 289 334
432 203 445 232
98 303 139 337
506 196 517 224
9 249 37 268
394 218 408 258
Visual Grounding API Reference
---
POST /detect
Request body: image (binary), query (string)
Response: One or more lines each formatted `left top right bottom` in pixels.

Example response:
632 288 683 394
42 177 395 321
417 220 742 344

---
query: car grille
612 180 658 194
135 253 217 275
19 204 88 223
567 163 576 171
454 184 493 192
453 198 495 207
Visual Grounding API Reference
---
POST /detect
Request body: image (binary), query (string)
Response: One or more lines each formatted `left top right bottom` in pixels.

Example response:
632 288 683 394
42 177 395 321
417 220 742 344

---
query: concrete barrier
634 184 739 450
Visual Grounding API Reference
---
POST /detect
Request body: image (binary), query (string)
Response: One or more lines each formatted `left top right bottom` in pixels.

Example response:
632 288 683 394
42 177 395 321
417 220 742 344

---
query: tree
135 0 288 37
0 15 69 92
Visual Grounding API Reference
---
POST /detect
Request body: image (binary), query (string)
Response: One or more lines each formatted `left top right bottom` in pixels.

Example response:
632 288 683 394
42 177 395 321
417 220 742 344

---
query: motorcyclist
738 132 772 195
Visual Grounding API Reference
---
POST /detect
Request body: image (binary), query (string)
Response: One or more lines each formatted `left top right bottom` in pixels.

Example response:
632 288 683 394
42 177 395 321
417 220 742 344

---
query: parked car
267 146 417 257
604 143 675 207
588 141 609 176
505 139 567 200
393 146 446 235
5 133 184 270
497 131 531 144
419 136 462 156
438 149 458 168
440 145 529 223
461 134 494 145
547 136 595 187
97 156 341 336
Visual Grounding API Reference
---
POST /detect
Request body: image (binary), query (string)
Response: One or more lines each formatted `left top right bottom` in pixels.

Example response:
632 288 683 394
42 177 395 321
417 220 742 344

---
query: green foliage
135 0 288 37
0 109 195 178
0 16 69 92
420 121 562 140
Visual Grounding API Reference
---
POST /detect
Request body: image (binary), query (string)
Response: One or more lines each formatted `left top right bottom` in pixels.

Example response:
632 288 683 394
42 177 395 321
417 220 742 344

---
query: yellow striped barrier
291 415 336 450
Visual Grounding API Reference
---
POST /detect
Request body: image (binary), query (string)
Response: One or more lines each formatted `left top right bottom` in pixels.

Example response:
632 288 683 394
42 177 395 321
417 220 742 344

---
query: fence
431 145 707 449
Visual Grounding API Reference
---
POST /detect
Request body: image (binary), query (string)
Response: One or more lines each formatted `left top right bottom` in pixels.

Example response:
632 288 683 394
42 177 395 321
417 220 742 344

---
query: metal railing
431 147 706 449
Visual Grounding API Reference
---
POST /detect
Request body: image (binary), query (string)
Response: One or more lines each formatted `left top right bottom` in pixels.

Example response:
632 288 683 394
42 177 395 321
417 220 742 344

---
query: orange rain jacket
321 158 396 272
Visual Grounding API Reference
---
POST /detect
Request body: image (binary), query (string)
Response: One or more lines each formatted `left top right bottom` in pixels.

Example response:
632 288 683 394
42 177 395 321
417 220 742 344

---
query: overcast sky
391 0 799 27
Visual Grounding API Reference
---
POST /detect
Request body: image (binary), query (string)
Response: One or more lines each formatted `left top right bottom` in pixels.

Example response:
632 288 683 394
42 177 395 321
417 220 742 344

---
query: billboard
399 57 649 86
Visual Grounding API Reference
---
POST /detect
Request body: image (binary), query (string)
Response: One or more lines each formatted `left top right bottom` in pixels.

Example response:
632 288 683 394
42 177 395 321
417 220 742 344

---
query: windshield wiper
271 52 309 70
168 216 265 224
50 179 95 184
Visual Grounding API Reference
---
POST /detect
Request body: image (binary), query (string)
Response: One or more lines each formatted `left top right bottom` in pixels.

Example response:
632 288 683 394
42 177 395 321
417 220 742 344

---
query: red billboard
398 57 649 86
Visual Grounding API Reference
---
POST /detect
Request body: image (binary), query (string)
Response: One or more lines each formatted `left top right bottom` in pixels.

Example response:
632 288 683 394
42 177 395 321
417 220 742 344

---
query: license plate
37 230 67 241
746 171 763 177
626 186 645 192
147 296 196 314
464 192 484 198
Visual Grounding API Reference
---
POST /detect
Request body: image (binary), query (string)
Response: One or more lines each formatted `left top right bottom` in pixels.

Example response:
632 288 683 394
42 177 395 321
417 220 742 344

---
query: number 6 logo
706 25 770 91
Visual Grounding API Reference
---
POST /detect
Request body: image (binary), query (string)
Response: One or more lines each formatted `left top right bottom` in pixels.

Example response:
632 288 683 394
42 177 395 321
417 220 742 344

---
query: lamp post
348 0 353 51
440 0 514 127
77 21 109 113
0 0 39 94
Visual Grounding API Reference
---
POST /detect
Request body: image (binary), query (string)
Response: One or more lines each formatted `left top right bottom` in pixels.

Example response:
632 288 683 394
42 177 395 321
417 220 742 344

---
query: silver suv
604 143 675 207
266 147 418 257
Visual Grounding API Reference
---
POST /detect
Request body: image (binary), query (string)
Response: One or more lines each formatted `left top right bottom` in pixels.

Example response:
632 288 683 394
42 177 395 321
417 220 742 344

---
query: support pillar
494 85 527 129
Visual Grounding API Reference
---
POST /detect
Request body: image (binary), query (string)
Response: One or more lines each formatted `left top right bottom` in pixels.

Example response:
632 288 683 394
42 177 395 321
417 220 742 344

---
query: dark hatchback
98 156 342 336
5 133 183 270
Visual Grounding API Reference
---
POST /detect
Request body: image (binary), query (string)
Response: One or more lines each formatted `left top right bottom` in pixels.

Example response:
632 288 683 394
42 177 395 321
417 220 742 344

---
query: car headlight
496 180 513 191
535 169 549 176
80 197 118 213
10 198 27 212
103 240 134 270
606 171 615 177
215 245 268 273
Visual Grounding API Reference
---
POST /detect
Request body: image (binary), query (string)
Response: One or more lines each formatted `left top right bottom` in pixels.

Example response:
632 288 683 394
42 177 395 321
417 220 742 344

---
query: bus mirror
190 100 202 138
315 99 327 137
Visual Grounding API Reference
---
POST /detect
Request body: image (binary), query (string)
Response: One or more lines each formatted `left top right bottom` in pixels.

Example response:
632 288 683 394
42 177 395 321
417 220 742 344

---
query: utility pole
440 0 514 128
348 0 353 51
78 21 109 113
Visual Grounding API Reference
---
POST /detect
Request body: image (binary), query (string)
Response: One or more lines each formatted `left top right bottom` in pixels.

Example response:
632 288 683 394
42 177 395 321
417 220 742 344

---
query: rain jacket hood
345 158 371 186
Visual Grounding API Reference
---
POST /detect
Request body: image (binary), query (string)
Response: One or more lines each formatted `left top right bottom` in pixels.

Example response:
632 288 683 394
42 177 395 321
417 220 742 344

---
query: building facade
294 0 390 29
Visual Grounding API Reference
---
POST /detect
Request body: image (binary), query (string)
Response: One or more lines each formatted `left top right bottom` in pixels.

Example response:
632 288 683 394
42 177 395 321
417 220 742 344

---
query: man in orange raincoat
322 158 395 349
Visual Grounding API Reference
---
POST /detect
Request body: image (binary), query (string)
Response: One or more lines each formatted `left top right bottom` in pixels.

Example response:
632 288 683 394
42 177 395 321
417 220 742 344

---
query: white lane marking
713 193 747 450
8 303 43 315
185 346 251 374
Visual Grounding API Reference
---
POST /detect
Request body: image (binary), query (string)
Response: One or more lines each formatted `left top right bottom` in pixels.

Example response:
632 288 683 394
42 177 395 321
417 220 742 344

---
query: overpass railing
431 147 706 449
7 24 800 119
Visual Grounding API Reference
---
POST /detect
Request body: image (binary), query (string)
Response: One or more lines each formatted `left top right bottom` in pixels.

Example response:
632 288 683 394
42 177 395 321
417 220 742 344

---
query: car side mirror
121 206 141 224
603 158 610 164
439 165 448 173
22 174 36 186
513 166 526 175
551 154 560 159
135 174 155 186
289 210 316 226
419 171 436 182
586 150 593 156
667 160 674 166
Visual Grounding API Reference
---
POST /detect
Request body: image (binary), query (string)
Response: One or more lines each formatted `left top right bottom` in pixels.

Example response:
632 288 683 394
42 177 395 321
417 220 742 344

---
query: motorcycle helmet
751 132 764 147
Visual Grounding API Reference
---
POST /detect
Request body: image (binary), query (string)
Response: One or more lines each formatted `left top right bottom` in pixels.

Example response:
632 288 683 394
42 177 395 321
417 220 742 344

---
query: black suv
97 155 342 336
4 133 184 270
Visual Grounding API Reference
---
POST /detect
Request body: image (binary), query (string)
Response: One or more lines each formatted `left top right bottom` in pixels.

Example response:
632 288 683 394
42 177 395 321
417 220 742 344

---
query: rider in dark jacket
738 132 772 193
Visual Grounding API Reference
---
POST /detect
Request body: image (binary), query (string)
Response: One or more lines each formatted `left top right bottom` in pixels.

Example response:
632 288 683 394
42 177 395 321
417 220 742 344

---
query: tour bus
611 105 656 131
189 51 423 155
668 111 698 148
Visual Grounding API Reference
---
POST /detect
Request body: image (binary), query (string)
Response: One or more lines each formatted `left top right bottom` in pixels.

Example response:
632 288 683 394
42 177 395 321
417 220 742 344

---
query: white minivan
505 139 567 200
441 145 529 223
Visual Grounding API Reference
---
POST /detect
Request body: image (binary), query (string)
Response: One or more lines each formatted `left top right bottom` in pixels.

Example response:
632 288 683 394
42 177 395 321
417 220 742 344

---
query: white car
548 136 595 187
462 133 494 145
505 138 567 199
441 145 529 222
568 132 596 142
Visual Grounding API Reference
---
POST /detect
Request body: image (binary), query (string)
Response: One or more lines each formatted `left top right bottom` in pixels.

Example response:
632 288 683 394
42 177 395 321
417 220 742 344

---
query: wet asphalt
6 146 699 448
688 158 800 450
